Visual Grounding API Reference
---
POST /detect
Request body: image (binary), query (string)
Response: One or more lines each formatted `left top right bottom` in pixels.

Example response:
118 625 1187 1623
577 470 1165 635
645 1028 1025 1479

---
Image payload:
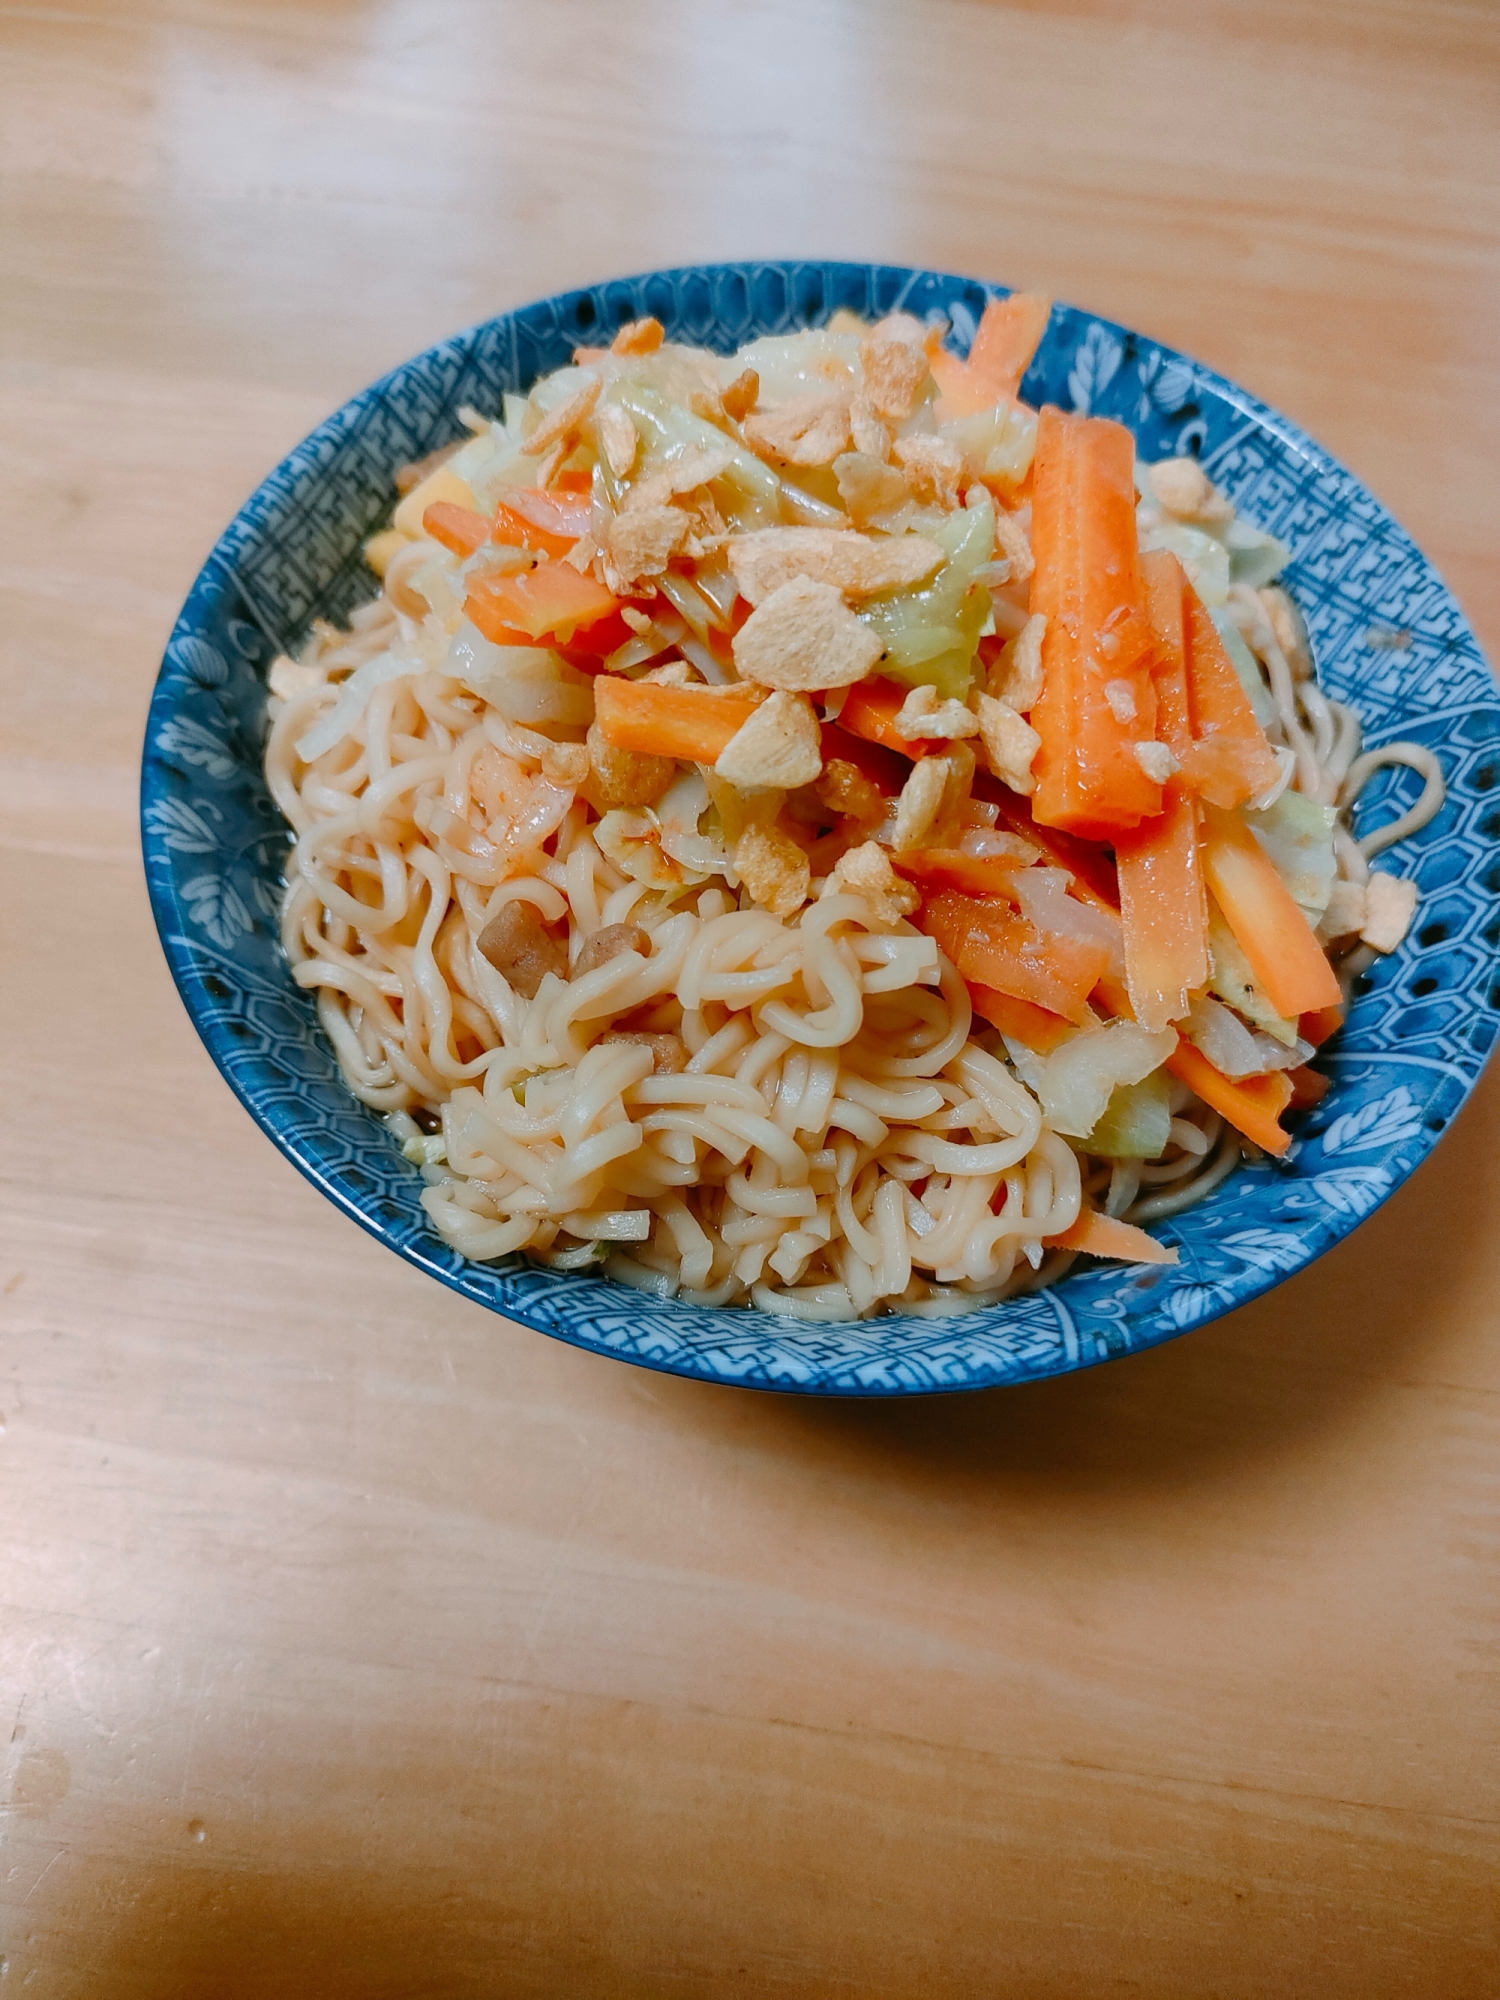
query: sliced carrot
1164 1039 1293 1156
1028 407 1162 837
893 848 1028 898
966 293 1051 401
465 564 619 646
966 982 1075 1054
1047 1208 1178 1265
820 718 910 796
920 891 1111 1024
1114 551 1208 1030
1178 585 1282 808
491 486 592 558
593 676 759 763
1200 802 1342 1018
1287 1065 1331 1109
1299 1002 1345 1048
928 346 998 423
423 501 491 558
837 676 918 755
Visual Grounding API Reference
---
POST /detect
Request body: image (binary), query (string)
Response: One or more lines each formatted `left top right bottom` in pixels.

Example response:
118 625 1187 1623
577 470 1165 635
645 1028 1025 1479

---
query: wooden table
3 3 1497 1992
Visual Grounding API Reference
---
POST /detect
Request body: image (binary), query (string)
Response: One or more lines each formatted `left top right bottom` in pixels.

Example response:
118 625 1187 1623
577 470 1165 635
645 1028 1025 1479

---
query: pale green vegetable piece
859 495 994 701
1209 606 1277 730
1225 516 1291 589
1083 1070 1173 1160
1245 790 1338 919
1138 519 1231 604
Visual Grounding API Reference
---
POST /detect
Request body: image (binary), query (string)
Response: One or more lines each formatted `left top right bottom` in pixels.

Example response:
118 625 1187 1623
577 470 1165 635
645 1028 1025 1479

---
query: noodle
263 316 1445 1317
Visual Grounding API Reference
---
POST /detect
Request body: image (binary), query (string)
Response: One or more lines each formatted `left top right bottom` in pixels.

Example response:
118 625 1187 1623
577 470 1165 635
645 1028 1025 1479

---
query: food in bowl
262 297 1444 1321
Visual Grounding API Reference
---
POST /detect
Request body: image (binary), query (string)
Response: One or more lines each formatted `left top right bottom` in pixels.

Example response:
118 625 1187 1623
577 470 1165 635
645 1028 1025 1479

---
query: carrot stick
966 982 1075 1053
1047 1208 1178 1264
966 293 1051 401
893 849 1029 898
1164 1040 1293 1156
491 486 593 558
1299 1003 1344 1048
1028 407 1162 837
465 564 619 645
1114 551 1208 1029
1178 585 1282 808
819 719 909 796
1287 1065 1330 1109
920 891 1111 1024
929 346 997 422
1200 802 1342 1017
593 676 760 763
982 782 1122 913
423 501 491 558
837 677 917 756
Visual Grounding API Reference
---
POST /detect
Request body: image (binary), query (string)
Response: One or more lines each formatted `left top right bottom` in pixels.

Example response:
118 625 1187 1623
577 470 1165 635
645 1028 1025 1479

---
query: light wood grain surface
2 3 1498 1993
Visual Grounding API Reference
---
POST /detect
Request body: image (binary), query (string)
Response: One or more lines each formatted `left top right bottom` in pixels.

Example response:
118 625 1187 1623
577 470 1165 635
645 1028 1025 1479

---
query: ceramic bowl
142 262 1500 1393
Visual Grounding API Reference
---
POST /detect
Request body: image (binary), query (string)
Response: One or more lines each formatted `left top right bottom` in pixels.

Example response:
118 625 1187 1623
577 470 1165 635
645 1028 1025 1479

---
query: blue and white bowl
141 262 1500 1394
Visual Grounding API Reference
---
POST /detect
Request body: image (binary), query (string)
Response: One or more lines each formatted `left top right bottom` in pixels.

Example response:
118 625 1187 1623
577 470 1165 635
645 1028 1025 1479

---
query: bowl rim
141 258 1500 1395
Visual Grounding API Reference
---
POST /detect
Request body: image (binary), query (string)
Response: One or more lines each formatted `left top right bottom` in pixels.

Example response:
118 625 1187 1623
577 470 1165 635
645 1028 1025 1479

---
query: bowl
142 262 1500 1394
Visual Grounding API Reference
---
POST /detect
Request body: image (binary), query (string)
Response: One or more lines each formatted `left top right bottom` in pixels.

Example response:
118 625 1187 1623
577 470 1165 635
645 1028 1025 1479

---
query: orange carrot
966 982 1075 1054
819 719 909 796
1299 1002 1345 1048
1287 1065 1330 1109
1028 407 1162 837
893 849 1029 898
593 676 760 763
1177 586 1282 808
920 891 1111 1024
1164 1039 1293 1156
491 486 593 558
1200 802 1342 1018
983 783 1122 913
837 677 917 756
1114 551 1208 1029
1047 1208 1178 1265
465 564 620 646
966 293 1051 401
928 346 998 423
423 501 491 558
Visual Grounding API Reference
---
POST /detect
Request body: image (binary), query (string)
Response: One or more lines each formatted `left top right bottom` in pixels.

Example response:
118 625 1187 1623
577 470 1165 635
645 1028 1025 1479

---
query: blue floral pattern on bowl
141 262 1500 1394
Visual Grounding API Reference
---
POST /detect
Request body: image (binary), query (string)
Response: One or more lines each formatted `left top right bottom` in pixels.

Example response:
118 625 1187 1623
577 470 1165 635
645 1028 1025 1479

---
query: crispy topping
268 655 326 700
1103 679 1137 723
620 605 654 634
610 316 665 356
815 758 887 828
574 922 652 978
1147 457 1234 524
891 743 974 852
848 396 893 461
714 689 823 790
597 1029 688 1073
986 613 1046 712
540 741 590 788
858 334 929 422
604 504 692 587
584 722 676 810
833 451 909 524
733 823 811 919
596 403 639 479
893 683 980 740
1317 879 1367 942
726 526 945 605
892 433 964 509
742 391 853 468
625 441 737 514
1132 740 1179 784
1360 872 1418 953
732 575 884 692
821 840 920 927
721 367 760 421
524 375 602 457
976 695 1041 796
992 505 1034 584
475 901 568 999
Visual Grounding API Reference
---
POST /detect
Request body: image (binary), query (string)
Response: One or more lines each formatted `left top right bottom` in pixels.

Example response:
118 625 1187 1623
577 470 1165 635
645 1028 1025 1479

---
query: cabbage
1206 901 1298 1044
1137 519 1231 604
1082 1069 1172 1159
1185 996 1313 1081
1244 790 1337 918
733 329 862 402
938 401 1038 487
1225 516 1290 589
1209 607 1277 730
1016 1020 1177 1139
858 495 995 701
610 383 779 530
